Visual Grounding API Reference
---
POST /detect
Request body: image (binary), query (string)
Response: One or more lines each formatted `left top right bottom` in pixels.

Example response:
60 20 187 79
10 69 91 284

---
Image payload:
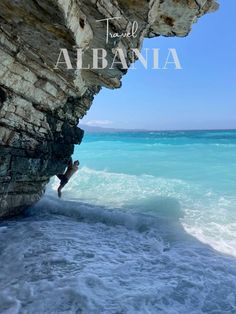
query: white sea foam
0 194 236 314
50 167 236 256
50 166 190 210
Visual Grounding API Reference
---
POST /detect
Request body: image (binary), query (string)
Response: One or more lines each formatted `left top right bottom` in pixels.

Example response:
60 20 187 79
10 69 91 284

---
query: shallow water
0 130 236 313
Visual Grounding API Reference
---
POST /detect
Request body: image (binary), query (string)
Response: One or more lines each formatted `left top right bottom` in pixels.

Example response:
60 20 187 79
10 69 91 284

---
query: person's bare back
56 158 79 198
64 162 79 180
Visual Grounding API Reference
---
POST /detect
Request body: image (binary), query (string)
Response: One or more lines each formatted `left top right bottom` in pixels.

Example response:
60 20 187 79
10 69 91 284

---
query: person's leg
57 182 66 198
57 174 64 180
57 175 68 198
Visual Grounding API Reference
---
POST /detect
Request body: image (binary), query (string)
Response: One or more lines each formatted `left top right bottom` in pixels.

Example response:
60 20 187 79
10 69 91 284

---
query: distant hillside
80 124 146 133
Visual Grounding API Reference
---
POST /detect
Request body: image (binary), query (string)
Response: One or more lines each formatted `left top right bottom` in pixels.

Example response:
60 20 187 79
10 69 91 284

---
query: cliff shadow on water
0 194 236 313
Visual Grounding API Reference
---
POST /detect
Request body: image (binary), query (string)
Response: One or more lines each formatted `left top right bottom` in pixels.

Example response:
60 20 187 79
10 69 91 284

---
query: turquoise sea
0 130 236 313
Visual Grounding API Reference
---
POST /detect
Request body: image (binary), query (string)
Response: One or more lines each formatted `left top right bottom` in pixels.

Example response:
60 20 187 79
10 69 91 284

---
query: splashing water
0 130 236 313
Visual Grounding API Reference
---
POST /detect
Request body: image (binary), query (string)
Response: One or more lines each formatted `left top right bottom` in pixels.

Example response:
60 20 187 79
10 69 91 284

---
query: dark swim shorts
57 174 69 185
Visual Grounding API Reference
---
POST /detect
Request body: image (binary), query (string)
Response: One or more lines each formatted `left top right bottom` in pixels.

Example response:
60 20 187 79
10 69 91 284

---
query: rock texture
0 0 218 217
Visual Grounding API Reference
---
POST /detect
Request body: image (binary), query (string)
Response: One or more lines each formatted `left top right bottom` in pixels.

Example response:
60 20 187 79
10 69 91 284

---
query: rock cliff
0 0 218 217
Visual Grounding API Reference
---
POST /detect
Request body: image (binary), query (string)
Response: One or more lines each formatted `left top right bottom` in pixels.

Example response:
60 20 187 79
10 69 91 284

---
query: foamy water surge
1 131 236 313
0 193 236 314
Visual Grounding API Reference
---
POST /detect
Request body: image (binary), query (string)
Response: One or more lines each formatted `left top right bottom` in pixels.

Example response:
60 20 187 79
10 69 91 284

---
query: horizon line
80 124 236 133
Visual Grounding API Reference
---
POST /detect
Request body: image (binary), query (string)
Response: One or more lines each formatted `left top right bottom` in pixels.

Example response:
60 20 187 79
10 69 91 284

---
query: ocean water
0 130 236 314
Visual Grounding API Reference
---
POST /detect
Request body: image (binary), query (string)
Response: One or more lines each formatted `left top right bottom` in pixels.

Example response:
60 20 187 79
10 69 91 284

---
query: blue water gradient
75 130 236 193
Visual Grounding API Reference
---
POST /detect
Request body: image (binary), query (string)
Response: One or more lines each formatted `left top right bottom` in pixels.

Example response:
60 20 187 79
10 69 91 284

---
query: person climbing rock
57 158 79 198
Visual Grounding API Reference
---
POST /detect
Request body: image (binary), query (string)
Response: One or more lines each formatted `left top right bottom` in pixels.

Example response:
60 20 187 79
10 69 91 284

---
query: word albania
55 48 182 71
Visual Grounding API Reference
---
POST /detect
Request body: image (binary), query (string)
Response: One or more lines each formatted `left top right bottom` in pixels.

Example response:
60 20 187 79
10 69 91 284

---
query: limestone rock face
0 0 218 217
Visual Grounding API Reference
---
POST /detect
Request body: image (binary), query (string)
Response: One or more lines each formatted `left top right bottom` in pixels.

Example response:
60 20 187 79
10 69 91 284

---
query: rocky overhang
0 0 218 217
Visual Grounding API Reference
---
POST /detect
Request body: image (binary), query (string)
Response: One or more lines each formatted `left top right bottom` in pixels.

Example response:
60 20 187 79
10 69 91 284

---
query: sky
81 0 236 131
